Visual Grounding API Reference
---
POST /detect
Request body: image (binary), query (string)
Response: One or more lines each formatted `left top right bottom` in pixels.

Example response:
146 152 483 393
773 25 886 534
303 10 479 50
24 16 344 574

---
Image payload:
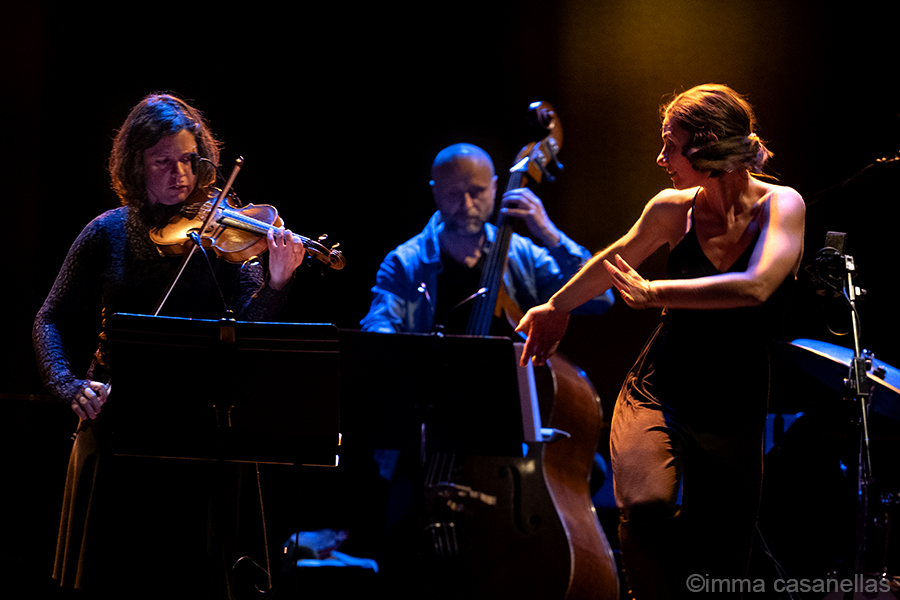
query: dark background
2 0 898 592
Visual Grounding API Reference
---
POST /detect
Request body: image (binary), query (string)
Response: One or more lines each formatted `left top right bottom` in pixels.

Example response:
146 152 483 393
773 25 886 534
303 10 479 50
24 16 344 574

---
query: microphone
190 154 221 179
417 282 433 304
431 287 488 335
417 283 438 334
823 231 846 256
452 287 489 312
807 231 851 297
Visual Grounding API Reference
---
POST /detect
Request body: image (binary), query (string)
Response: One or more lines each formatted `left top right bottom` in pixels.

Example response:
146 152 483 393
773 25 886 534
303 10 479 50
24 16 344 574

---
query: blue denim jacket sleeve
360 213 442 334
505 230 615 317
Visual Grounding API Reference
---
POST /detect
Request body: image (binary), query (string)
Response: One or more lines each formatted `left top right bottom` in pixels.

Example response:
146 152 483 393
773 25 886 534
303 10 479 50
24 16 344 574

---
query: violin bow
151 157 243 316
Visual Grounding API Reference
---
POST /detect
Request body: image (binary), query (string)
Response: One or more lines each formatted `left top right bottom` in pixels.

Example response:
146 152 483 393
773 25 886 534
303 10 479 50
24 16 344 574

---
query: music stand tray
106 312 340 466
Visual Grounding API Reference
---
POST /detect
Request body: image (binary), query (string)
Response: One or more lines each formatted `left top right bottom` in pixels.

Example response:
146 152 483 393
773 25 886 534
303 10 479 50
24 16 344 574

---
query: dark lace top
33 205 289 403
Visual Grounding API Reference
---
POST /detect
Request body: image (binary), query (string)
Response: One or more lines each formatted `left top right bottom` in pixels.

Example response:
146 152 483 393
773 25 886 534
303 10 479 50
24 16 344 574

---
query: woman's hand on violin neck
515 302 570 366
267 227 306 290
71 381 109 421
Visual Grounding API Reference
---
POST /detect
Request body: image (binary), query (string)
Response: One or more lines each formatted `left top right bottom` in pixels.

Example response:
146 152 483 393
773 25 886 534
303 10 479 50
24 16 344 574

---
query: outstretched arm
605 187 805 310
516 191 690 365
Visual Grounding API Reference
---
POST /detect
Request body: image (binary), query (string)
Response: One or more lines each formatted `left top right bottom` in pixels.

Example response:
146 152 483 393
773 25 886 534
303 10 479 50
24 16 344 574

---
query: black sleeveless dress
623 223 794 434
610 220 796 596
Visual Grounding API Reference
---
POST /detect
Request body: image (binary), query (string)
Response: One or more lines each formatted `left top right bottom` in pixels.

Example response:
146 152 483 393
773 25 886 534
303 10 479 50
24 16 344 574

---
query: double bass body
419 353 619 600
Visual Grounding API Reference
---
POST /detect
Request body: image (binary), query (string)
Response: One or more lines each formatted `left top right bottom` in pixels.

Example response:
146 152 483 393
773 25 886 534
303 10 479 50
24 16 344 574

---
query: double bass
421 102 619 599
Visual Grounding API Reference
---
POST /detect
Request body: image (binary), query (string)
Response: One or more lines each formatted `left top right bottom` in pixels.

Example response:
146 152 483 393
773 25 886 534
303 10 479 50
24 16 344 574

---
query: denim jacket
360 211 614 334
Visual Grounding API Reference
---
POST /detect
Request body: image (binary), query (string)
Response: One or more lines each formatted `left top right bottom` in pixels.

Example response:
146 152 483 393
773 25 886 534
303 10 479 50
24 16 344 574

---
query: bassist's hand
501 188 562 248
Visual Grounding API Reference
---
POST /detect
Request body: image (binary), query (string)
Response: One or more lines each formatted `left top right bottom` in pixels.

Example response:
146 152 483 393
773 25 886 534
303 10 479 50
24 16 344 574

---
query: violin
149 188 346 270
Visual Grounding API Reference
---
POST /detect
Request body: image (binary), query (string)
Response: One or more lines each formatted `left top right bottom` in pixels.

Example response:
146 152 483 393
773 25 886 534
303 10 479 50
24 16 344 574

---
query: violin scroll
304 235 346 270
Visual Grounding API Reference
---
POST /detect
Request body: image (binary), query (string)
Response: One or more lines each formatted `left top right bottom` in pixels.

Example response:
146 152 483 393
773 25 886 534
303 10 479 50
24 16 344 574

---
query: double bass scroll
465 100 563 337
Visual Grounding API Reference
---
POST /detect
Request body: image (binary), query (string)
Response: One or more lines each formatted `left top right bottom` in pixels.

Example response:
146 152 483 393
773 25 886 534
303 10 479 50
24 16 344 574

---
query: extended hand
604 254 657 309
515 302 570 366
500 188 561 247
267 227 307 290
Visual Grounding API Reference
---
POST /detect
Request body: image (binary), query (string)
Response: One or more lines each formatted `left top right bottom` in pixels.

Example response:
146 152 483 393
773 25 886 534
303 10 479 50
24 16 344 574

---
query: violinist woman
33 93 306 596
516 84 805 598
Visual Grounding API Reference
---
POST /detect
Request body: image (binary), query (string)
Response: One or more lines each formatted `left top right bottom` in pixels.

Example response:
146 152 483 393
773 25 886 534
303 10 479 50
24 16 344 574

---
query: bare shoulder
756 181 806 221
644 187 695 219
632 188 697 249
650 187 697 206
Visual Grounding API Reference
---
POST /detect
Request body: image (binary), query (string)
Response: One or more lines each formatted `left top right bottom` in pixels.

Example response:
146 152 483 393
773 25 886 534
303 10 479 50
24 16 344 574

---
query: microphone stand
842 250 874 578
821 235 875 580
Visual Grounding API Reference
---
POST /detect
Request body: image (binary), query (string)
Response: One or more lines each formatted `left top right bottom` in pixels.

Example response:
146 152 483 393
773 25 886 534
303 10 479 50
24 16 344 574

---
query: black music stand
338 330 541 459
106 312 341 467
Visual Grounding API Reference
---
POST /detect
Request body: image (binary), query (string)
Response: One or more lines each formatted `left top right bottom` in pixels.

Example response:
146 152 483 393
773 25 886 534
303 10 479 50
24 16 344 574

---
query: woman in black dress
516 84 806 599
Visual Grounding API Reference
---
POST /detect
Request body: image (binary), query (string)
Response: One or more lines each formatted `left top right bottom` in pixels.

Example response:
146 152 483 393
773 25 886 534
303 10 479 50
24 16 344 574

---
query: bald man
361 143 613 334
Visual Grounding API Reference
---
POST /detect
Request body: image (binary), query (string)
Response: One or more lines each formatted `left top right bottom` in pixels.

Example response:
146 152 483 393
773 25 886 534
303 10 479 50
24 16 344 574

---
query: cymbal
787 339 900 423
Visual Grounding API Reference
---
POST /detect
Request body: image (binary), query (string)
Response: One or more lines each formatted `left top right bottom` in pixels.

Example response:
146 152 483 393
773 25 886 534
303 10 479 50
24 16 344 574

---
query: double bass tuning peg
546 138 563 172
535 149 564 183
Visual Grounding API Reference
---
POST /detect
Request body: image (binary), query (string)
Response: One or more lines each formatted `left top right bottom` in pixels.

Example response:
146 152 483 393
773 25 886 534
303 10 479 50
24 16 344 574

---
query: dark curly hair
109 93 221 209
661 84 773 177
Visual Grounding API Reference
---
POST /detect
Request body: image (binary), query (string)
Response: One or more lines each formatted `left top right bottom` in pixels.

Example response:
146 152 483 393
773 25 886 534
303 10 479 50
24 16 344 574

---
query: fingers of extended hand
603 259 626 289
516 315 537 366
515 305 568 366
524 337 560 366
605 255 651 308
